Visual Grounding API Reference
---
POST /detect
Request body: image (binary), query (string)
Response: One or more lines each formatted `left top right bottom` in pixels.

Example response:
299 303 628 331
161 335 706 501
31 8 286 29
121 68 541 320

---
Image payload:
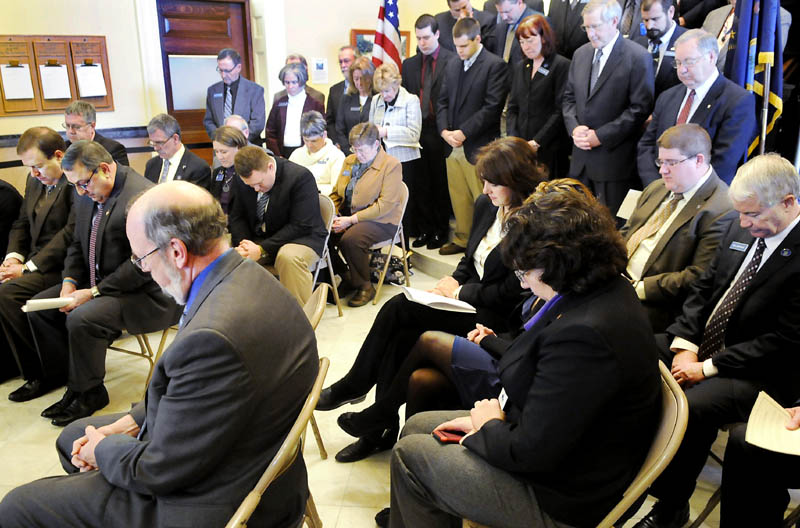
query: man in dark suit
437 17 509 255
0 182 22 276
435 0 498 53
637 29 756 186
203 48 266 144
633 153 800 528
228 146 326 306
0 181 319 528
0 128 74 397
488 0 542 64
402 15 457 250
677 0 725 28
621 124 734 332
563 0 654 216
272 53 325 108
547 0 589 59
63 101 129 166
144 113 211 190
326 45 357 150
23 141 179 427
483 0 544 18
631 0 686 99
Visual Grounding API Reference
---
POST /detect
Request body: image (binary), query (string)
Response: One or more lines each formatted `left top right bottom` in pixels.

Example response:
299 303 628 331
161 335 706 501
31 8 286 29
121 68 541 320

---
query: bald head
223 114 250 138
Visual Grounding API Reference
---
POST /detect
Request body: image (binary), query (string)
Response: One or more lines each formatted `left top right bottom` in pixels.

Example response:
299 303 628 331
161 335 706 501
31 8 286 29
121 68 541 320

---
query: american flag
372 0 402 71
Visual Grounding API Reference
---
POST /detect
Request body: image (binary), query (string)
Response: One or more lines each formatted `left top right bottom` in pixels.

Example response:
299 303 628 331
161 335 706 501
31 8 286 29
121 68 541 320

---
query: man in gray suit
0 181 319 528
621 124 735 332
489 0 542 64
204 48 266 144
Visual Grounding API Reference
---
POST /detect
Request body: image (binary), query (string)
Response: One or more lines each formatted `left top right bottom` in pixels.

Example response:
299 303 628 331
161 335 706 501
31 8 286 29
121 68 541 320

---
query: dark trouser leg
56 413 127 473
591 177 641 227
337 221 397 288
27 284 70 383
401 158 422 239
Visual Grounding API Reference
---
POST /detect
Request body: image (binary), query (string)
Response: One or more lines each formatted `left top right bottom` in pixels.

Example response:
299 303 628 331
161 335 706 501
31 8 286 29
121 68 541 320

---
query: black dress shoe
411 234 430 248
438 242 465 255
426 234 445 250
316 384 367 411
49 385 109 427
334 431 397 463
375 507 390 528
338 410 396 438
632 501 690 528
41 388 78 418
8 379 58 402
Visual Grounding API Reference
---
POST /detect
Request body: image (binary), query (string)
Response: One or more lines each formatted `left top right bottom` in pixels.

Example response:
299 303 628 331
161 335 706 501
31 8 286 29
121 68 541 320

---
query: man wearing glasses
203 48 266 144
144 113 211 190
22 140 179 427
63 100 129 166
637 29 756 186
621 123 735 333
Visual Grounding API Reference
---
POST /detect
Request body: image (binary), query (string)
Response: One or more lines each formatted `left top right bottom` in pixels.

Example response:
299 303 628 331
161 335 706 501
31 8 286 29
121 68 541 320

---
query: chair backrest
225 356 330 528
303 283 329 331
318 194 335 232
595 360 689 528
370 182 410 248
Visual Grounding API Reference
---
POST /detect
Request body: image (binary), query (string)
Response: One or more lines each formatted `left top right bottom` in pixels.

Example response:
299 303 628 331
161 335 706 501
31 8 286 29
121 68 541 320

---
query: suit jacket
368 87 422 162
547 0 589 59
0 180 22 260
637 75 757 186
273 85 325 108
483 0 545 16
679 0 726 28
144 148 211 190
6 175 74 274
229 157 327 258
667 220 800 405
326 80 347 147
335 92 372 155
462 275 661 526
67 133 129 166
562 36 654 182
451 194 524 330
265 94 325 157
632 24 687 99
437 47 510 163
64 165 177 333
401 46 457 127
330 148 404 226
489 6 542 65
95 251 319 527
204 77 267 143
435 9 497 53
620 170 735 331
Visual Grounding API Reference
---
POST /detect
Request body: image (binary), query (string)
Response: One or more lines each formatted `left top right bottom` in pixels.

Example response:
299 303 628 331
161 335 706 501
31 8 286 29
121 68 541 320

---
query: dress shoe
438 242 465 256
316 384 367 411
375 507 390 528
41 388 78 418
426 234 446 250
49 385 109 427
8 379 59 403
348 285 376 307
411 234 430 248
334 430 397 463
337 410 396 438
632 501 690 528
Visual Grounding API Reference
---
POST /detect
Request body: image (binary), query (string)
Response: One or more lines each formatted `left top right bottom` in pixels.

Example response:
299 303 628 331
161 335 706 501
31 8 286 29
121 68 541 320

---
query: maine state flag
723 0 783 155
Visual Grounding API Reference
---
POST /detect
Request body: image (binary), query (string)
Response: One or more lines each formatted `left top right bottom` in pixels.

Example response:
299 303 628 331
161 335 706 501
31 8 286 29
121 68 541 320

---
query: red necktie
676 89 696 125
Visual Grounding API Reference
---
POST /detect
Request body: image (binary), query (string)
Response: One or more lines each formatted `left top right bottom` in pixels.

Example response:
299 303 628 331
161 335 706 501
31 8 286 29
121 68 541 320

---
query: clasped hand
235 239 262 261
433 398 505 445
332 215 357 233
670 350 705 386
58 282 93 313
0 258 24 282
572 125 601 150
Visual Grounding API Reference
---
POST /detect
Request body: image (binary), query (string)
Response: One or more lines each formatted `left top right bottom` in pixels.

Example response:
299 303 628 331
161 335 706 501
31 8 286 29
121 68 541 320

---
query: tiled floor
0 265 745 528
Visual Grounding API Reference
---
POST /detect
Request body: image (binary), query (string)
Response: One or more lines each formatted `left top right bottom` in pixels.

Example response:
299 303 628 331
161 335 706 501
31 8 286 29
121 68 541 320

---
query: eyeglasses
654 156 696 168
68 169 97 190
283 79 300 85
350 145 376 155
130 246 162 270
216 65 238 74
514 270 528 282
673 56 702 69
62 122 90 131
147 136 174 148
580 22 606 32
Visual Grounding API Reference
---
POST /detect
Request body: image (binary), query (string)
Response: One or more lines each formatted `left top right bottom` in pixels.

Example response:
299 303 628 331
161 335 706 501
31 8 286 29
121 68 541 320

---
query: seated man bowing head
0 181 319 528
229 146 328 306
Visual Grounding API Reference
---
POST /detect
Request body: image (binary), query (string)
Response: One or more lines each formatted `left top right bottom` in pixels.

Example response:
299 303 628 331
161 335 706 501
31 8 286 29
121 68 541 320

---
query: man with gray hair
144 113 210 190
326 45 358 148
288 110 345 195
0 181 318 528
272 53 326 107
63 100 129 166
637 28 756 186
634 153 800 528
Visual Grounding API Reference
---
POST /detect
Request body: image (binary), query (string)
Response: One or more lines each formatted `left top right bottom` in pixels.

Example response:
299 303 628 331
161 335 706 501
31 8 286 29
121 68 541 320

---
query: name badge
730 241 749 252
213 92 223 98
278 102 288 107
538 66 550 76
350 106 361 111
498 388 508 410
343 170 350 176
215 172 224 181
664 50 676 57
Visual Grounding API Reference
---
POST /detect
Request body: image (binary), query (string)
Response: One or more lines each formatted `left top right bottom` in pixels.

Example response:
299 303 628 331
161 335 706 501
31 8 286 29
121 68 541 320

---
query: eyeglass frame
61 122 91 131
67 168 98 190
514 269 528 283
147 134 177 148
673 56 703 69
130 246 162 270
580 21 607 32
654 155 697 168
216 65 238 74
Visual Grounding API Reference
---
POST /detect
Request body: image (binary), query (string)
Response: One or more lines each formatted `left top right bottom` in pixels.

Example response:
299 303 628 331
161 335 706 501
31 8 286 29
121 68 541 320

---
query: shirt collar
674 165 712 203
288 89 307 102
690 68 719 101
659 21 676 46
183 249 232 315
464 44 483 70
764 210 800 251
599 31 620 58
168 144 185 167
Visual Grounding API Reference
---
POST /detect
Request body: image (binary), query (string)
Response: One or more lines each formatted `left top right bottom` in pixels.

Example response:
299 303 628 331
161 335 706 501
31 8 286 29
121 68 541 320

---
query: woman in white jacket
289 110 345 195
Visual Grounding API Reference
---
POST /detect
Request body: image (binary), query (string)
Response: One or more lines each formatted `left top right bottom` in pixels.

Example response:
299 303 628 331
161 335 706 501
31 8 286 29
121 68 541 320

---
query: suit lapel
182 250 243 326
466 203 497 256
629 184 670 238
232 80 246 115
214 84 225 123
749 221 800 292
690 75 724 125
28 180 47 243
589 37 623 98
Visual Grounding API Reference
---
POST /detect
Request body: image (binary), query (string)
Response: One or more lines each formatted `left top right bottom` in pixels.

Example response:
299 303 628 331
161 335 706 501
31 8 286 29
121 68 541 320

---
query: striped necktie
89 203 104 287
223 87 233 120
626 194 683 257
158 159 170 184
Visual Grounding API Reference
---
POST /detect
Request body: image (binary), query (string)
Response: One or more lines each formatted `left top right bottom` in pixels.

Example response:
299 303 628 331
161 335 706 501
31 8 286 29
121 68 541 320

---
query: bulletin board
0 35 114 117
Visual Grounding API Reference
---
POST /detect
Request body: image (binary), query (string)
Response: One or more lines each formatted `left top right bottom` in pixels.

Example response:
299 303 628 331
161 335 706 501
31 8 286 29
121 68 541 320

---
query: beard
161 259 188 305
646 27 665 40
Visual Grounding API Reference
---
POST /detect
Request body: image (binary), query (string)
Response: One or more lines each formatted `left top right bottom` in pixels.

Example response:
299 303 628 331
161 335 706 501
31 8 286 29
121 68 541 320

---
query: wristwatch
91 286 101 298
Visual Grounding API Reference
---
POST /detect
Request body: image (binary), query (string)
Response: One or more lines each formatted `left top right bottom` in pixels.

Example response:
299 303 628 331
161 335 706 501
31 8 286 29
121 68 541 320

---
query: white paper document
0 64 34 99
75 64 107 97
745 391 800 456
22 297 72 313
398 285 476 313
38 64 71 99
616 189 642 220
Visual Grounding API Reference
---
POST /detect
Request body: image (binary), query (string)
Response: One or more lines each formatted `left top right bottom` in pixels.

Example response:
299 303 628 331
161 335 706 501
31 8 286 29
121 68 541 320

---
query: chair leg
688 487 721 528
784 503 800 527
399 227 410 287
326 252 343 317
304 492 323 528
373 248 393 305
308 414 327 460
135 334 156 392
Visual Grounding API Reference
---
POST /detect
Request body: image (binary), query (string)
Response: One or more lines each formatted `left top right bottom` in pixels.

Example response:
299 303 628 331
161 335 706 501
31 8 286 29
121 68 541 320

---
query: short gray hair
142 193 228 257
300 111 327 138
729 153 800 206
583 0 622 22
64 101 96 124
147 113 181 138
676 28 719 58
61 140 113 172
285 53 308 67
224 114 249 135
279 62 308 87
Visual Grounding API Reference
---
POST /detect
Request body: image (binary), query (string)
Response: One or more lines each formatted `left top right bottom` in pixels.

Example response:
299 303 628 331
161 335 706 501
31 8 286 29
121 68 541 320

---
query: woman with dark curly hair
384 179 662 528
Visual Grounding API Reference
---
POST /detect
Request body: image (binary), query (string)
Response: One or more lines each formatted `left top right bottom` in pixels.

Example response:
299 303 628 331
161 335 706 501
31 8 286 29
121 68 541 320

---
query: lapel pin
707 104 711 108
781 248 792 257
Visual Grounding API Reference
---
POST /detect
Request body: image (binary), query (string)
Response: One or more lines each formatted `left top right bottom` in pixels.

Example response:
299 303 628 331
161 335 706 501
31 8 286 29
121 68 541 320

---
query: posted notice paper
0 64 35 99
745 391 800 456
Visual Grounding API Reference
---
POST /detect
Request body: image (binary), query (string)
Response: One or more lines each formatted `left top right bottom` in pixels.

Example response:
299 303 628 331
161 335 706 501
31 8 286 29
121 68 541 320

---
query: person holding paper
63 101 129 166
1 127 74 398
317 137 544 463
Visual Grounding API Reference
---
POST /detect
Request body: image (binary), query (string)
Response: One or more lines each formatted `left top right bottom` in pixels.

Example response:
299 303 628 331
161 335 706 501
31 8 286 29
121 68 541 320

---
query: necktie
569 0 580 9
590 49 603 92
158 159 170 184
420 55 433 119
503 25 516 62
650 38 662 72
256 191 270 225
626 193 683 257
676 89 696 124
697 238 767 360
621 0 638 34
89 203 104 287
223 86 233 120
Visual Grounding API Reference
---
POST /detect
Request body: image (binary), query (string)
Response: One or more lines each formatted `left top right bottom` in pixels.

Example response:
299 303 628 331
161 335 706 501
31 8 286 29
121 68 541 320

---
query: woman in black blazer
335 56 375 155
507 15 571 178
317 138 547 462
210 125 247 214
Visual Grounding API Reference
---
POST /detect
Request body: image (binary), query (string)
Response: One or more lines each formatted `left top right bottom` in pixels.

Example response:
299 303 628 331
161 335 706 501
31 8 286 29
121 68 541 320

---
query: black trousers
413 124 452 237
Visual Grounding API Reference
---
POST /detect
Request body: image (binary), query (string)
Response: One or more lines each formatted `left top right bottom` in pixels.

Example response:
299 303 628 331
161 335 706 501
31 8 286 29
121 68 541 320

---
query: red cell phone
432 429 466 444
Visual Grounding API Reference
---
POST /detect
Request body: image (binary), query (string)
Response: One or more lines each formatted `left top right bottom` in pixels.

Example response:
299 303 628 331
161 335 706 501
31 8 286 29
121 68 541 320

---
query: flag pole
759 63 771 155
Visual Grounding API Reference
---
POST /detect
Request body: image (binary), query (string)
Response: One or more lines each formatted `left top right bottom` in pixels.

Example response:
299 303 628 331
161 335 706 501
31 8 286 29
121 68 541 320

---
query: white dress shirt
284 90 306 148
161 144 186 183
676 69 719 123
594 31 620 78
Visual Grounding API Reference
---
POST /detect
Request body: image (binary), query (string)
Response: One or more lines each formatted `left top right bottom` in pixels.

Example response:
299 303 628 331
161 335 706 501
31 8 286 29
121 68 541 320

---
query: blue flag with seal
723 0 783 155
